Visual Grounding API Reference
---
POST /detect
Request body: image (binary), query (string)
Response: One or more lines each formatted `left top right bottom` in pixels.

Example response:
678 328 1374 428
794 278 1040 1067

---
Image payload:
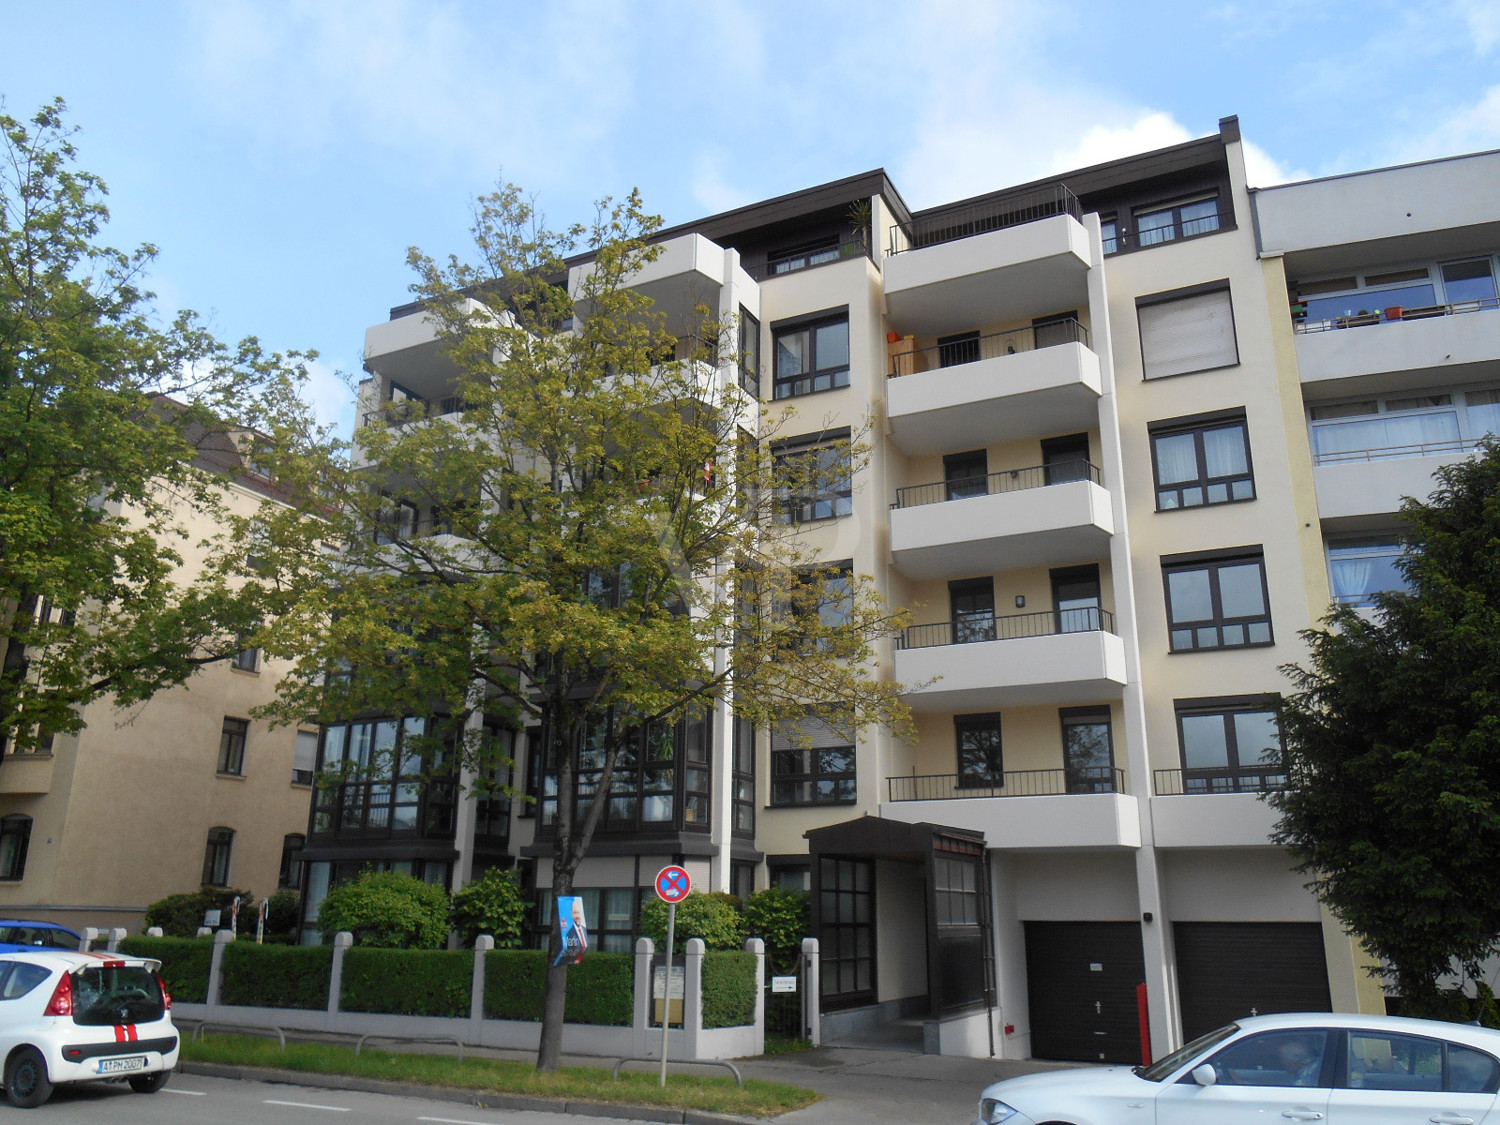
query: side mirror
1191 1064 1218 1087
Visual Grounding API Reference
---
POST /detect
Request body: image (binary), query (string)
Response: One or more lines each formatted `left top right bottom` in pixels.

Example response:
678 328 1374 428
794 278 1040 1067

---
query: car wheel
128 1069 170 1094
5 1046 53 1108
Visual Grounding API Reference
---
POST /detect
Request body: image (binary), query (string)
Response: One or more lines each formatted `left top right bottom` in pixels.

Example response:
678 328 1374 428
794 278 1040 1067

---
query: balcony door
1051 564 1100 633
950 577 996 644
944 449 988 501
1033 309 1079 350
1041 432 1090 485
937 330 980 368
1061 707 1115 793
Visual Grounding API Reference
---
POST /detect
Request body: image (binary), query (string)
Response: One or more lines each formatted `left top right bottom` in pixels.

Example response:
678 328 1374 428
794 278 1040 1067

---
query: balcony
881 769 1139 849
894 611 1127 710
363 298 490 400
1312 444 1478 523
1150 769 1284 848
884 190 1092 336
1294 299 1500 386
886 334 1101 455
571 233 734 337
889 467 1112 579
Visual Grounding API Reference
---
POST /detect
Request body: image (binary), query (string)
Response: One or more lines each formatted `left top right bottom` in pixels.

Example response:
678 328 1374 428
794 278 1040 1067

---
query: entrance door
1041 432 1091 484
1024 921 1146 1063
944 449 988 501
1174 922 1331 1040
950 578 996 644
1051 565 1101 633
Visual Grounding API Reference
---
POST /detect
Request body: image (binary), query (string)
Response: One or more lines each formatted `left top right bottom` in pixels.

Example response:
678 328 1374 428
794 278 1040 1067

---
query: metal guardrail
897 608 1115 650
360 396 472 429
612 1056 742 1087
192 1021 286 1050
889 319 1090 377
1293 295 1499 334
356 1032 465 1061
1312 437 1482 466
889 183 1081 256
887 767 1126 801
1153 768 1286 795
894 461 1101 509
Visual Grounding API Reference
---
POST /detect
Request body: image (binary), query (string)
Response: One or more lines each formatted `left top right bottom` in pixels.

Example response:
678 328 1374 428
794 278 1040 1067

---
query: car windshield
1137 1023 1241 1081
72 966 165 1026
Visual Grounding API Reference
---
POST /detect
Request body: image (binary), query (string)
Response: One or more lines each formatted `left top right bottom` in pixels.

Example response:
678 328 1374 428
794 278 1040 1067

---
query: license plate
97 1056 146 1075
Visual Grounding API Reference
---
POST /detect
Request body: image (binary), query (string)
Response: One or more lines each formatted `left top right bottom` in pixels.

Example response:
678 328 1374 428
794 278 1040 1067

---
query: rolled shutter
1140 289 1237 378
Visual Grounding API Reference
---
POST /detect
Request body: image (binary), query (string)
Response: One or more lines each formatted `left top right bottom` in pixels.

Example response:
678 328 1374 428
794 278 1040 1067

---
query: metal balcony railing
1293 295 1499 334
361 396 472 429
889 319 1090 377
887 766 1126 801
894 461 1102 510
896 607 1115 650
1312 437 1484 467
744 231 877 282
889 184 1081 256
1153 768 1286 796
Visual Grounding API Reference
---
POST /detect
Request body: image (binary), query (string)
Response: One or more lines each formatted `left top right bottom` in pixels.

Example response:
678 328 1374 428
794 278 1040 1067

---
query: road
22 1072 584 1125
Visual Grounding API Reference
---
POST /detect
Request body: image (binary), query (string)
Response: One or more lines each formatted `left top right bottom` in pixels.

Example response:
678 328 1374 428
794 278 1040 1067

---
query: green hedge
483 950 633 1026
340 948 472 1017
220 943 334 1010
119 936 211 1004
702 951 756 1029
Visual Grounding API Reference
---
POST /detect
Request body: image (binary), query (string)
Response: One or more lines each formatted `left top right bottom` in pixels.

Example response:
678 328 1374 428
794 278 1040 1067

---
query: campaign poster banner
555 895 589 966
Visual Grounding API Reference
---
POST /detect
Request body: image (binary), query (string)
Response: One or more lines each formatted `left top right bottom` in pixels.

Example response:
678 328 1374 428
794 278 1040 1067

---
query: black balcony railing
1153 768 1286 796
360 396 472 429
896 607 1115 650
889 184 1081 256
894 461 1102 510
889 319 1090 377
887 766 1126 801
744 231 877 282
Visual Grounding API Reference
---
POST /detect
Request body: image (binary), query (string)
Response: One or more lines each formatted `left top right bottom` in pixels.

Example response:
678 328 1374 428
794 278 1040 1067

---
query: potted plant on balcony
1384 305 1404 321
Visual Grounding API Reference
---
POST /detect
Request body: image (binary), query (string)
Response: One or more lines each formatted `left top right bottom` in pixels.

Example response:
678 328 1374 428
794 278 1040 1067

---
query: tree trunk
536 918 571 1071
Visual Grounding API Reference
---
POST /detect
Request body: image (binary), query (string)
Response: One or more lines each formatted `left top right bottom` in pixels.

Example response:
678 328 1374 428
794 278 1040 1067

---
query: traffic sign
655 865 692 903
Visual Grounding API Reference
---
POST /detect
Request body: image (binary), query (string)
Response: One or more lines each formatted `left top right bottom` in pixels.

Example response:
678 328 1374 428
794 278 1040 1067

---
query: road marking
419 1117 500 1125
164 1088 207 1095
264 1099 352 1112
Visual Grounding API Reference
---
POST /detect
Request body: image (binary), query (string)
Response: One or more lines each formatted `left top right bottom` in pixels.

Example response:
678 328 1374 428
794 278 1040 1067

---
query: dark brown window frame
1149 409 1256 511
1161 548 1273 653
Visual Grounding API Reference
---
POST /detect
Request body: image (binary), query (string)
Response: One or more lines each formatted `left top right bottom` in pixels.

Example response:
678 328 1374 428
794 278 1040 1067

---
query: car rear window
0 963 51 1000
72 966 165 1026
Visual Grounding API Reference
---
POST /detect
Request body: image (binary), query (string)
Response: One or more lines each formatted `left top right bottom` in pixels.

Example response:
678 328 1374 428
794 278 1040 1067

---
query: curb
179 1061 759 1124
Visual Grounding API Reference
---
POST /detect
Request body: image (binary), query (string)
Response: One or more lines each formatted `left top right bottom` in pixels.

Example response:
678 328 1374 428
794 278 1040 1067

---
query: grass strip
181 1034 818 1117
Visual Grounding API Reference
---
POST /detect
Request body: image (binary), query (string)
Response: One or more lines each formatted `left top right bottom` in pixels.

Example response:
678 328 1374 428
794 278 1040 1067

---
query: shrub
265 888 300 938
119 936 211 1003
220 943 333 1009
482 949 633 1026
744 887 810 973
341 948 472 1017
316 871 449 949
143 887 254 938
639 891 744 953
449 868 527 948
703 950 757 1028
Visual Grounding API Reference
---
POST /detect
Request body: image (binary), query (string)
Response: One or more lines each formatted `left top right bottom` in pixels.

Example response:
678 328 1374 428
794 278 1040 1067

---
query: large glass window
955 713 1003 788
1134 194 1221 247
1163 551 1272 652
1327 536 1408 606
1151 414 1255 509
1442 258 1498 304
772 714 855 807
732 716 755 837
536 887 639 953
313 715 453 837
1175 697 1283 793
774 432 853 523
773 316 850 400
1204 1029 1329 1088
738 307 761 398
1061 707 1115 793
818 857 874 1001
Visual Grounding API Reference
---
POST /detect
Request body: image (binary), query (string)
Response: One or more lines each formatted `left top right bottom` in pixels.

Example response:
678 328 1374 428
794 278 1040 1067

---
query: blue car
0 922 81 955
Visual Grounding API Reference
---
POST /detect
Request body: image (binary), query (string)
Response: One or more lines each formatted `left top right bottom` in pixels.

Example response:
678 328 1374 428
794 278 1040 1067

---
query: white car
0 950 178 1107
978 1011 1500 1124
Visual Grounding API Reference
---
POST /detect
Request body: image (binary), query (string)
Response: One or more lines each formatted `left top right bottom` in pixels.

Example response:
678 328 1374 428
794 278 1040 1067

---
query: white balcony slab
1150 793 1279 848
884 214 1092 337
894 630 1127 711
1313 452 1466 522
0 753 53 795
363 298 491 399
886 342 1101 456
890 480 1113 579
571 233 728 337
1296 310 1500 388
881 792 1140 850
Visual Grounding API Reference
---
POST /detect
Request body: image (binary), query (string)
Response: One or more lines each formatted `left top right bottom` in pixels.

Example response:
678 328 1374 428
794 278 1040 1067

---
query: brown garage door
1024 921 1146 1064
1174 921 1332 1040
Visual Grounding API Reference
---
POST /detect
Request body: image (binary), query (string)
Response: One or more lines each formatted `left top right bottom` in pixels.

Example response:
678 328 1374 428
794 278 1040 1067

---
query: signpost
653 865 691 1087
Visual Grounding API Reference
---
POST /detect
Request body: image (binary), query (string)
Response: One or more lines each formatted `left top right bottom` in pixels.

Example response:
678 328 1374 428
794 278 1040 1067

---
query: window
536 887 638 953
1051 564 1101 633
1175 696 1283 793
1327 536 1408 606
1442 257 1497 304
1203 1029 1329 1088
732 716 756 837
313 715 454 836
0 816 31 881
1163 550 1272 652
954 713 1003 788
1304 386 1500 464
202 827 234 886
278 833 305 888
738 307 761 397
1100 215 1118 256
772 714 855 806
949 577 996 643
1294 256 1498 325
231 644 260 673
1151 413 1255 509
769 236 840 276
818 857 873 1001
772 314 849 399
292 729 318 786
1134 193 1221 247
1138 286 1238 379
218 717 249 775
944 450 988 500
1041 432 1091 485
934 854 981 927
774 431 852 523
1061 707 1115 793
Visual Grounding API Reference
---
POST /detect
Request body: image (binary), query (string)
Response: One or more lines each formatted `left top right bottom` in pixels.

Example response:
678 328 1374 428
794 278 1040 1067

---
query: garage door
1174 922 1331 1040
1024 921 1146 1064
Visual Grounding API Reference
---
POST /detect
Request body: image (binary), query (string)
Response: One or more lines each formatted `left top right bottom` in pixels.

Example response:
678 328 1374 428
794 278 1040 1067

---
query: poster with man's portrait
555 895 589 966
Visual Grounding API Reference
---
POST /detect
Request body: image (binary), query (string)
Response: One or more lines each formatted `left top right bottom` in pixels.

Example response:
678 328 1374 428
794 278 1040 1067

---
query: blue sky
5 0 1498 433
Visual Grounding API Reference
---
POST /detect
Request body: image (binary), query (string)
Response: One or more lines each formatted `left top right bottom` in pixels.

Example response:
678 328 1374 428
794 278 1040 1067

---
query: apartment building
332 122 1499 1061
0 433 318 933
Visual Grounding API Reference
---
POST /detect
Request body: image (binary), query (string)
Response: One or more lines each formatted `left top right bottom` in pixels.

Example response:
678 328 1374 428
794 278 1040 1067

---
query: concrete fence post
195 927 212 939
801 937 821 1046
146 927 164 938
633 936 655 1058
106 927 126 953
327 931 353 1030
745 936 765 1057
79 927 98 953
470 935 494 1034
207 929 235 1009
684 937 705 1061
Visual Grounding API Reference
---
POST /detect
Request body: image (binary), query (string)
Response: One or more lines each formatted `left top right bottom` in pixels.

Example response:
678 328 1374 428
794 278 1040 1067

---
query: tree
1271 445 1500 1017
316 870 450 948
260 184 915 1069
450 867 528 948
0 99 327 759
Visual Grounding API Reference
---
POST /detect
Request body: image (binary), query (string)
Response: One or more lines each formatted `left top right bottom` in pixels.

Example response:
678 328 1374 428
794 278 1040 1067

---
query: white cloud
301 354 358 435
1241 140 1310 188
1455 0 1500 52
1387 83 1500 165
